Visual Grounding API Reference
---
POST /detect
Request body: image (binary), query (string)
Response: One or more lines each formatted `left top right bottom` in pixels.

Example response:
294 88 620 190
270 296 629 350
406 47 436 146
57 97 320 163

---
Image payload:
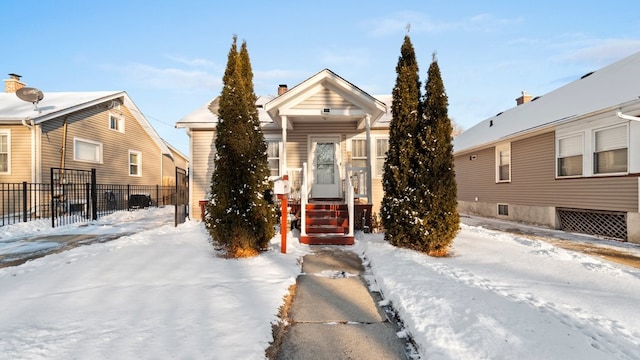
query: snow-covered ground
1 207 639 359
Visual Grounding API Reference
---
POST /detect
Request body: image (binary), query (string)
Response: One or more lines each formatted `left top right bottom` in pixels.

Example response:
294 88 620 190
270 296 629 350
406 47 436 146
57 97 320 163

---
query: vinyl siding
293 88 358 111
39 104 163 185
456 131 638 213
0 125 31 183
190 130 216 219
197 124 389 216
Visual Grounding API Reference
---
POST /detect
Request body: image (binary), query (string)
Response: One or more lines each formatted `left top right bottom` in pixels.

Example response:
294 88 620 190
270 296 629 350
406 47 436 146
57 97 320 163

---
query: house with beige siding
177 69 391 244
453 51 640 244
0 74 183 188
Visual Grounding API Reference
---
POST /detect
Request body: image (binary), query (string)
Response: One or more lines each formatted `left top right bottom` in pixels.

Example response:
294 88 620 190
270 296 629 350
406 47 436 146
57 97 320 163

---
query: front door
310 136 341 199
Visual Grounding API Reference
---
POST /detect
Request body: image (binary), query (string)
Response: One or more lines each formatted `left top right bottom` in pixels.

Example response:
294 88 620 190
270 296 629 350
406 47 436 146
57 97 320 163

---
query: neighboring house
162 140 190 185
177 69 391 244
453 51 640 243
0 74 182 187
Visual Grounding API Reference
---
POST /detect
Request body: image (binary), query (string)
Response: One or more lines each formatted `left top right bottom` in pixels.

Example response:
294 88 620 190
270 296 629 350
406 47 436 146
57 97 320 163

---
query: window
375 138 388 177
74 138 102 163
0 130 9 174
351 139 367 168
109 113 124 132
594 125 627 174
496 143 511 182
498 204 509 216
129 150 142 176
266 141 280 177
557 134 583 177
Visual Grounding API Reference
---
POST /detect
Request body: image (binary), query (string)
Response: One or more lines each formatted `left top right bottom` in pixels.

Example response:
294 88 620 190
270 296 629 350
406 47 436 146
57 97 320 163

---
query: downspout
364 114 372 204
21 117 37 182
617 111 640 122
60 115 69 170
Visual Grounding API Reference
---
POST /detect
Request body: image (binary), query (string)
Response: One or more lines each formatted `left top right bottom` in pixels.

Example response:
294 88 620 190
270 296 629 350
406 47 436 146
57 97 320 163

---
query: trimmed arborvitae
381 35 422 248
206 36 276 257
412 53 459 255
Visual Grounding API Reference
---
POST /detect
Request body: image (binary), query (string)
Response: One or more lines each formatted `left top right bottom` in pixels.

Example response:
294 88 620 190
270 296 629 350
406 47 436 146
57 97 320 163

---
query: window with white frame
557 134 583 177
74 138 102 163
495 143 511 182
266 140 280 177
497 203 509 216
129 150 142 176
0 130 9 174
109 113 124 132
375 138 388 177
594 125 627 174
351 139 367 168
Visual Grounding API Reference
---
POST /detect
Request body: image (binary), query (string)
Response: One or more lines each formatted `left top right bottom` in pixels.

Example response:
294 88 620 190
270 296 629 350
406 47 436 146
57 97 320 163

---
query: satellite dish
16 87 44 103
16 87 44 112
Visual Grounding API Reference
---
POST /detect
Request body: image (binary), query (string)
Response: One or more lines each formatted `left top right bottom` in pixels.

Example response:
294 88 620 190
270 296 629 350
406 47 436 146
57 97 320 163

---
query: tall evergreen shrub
206 36 276 257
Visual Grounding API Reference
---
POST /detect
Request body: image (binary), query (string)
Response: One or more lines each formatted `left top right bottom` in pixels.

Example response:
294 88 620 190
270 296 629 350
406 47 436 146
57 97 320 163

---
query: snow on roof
176 95 275 129
0 90 172 156
373 94 392 123
453 51 640 153
0 91 120 123
177 93 392 129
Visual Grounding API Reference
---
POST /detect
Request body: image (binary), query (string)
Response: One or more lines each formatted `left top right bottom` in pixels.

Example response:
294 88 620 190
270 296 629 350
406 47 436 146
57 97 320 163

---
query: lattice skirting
557 208 627 241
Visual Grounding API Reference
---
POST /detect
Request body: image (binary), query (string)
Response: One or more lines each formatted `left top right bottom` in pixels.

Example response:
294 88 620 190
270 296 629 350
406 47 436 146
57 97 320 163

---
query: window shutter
558 134 582 157
595 126 626 152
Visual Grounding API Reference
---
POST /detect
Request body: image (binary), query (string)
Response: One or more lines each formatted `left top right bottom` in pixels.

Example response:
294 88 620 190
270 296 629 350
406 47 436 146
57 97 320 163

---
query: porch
284 164 372 245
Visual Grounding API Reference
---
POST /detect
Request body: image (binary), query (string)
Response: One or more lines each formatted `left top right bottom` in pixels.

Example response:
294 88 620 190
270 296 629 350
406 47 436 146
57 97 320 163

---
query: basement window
497 204 509 216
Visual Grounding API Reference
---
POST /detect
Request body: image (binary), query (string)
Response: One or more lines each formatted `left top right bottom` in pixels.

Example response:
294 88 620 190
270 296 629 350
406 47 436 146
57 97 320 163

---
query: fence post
127 184 131 211
22 181 27 223
51 168 55 228
156 184 159 207
91 169 97 220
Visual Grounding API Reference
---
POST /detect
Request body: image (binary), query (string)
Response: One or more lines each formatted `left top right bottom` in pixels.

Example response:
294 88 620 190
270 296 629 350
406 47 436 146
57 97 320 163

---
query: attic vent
322 107 331 114
581 71 595 79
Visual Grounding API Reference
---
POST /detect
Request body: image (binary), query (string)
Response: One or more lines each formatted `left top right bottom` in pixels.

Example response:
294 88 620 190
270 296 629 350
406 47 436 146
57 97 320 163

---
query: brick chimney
4 73 25 93
277 84 288 96
516 90 532 106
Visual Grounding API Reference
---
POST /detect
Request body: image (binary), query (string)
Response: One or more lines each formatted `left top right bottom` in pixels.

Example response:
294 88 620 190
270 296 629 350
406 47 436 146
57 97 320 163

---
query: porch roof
176 69 391 131
264 69 387 130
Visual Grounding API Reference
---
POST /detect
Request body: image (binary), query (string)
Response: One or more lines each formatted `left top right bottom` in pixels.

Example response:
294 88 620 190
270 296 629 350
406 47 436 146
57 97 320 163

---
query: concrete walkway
274 248 411 360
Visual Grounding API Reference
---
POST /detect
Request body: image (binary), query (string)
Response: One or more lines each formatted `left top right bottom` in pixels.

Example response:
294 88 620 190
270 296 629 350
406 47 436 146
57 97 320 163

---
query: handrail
301 163 308 236
346 163 354 236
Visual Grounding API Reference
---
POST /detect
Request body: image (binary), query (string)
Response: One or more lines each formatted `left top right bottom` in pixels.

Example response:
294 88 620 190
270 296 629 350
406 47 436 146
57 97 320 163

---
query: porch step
300 234 355 245
302 202 353 245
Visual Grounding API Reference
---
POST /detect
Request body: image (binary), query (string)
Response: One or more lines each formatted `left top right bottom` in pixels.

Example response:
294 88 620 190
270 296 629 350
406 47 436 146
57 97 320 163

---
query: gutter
616 111 640 121
21 117 33 129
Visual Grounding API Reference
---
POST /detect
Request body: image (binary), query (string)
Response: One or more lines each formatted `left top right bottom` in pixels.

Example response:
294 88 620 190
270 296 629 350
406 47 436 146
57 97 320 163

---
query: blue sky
3 0 640 155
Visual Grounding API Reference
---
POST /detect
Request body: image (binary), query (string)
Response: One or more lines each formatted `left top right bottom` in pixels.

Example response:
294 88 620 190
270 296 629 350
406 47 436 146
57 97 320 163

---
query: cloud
559 39 640 66
362 11 522 36
101 62 221 91
320 48 371 67
163 54 221 70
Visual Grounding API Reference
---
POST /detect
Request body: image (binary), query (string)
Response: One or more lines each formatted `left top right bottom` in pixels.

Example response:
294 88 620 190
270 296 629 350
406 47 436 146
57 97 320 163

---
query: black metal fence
1 182 51 226
1 167 184 228
175 167 189 226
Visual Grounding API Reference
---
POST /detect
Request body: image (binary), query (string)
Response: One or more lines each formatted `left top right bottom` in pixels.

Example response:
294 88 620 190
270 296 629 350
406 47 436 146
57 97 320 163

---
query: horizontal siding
294 88 358 110
0 125 31 182
456 131 638 213
40 104 163 185
190 130 216 219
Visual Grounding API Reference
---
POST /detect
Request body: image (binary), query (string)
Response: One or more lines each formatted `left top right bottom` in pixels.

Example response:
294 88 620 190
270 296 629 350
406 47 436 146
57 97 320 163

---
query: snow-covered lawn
1 207 639 359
